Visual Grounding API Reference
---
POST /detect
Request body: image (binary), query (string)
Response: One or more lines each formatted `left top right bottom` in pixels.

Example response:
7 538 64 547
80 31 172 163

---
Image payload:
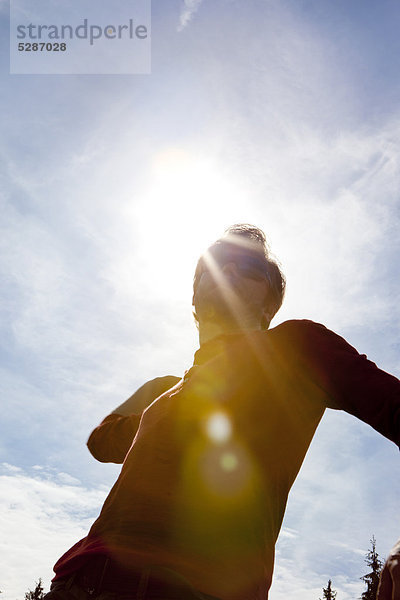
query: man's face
193 242 272 330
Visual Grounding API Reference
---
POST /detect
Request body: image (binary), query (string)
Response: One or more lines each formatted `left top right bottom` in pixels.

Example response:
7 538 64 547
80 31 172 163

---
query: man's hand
377 539 400 600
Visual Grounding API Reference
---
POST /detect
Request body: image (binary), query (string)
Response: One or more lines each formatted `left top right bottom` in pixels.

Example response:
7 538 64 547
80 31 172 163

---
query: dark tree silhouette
319 579 337 600
24 579 45 600
360 536 383 600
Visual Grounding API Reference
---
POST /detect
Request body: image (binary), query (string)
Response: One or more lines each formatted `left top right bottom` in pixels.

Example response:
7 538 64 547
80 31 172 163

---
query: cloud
177 0 203 31
0 463 109 599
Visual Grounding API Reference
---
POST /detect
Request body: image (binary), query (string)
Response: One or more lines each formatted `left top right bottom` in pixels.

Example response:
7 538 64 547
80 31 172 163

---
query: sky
1 0 400 598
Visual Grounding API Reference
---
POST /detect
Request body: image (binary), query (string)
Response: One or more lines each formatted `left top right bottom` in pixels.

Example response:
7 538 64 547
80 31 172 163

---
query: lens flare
220 451 238 472
206 412 232 443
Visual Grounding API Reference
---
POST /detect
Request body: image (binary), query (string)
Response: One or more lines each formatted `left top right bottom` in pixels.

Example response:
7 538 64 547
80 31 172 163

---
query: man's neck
198 319 262 346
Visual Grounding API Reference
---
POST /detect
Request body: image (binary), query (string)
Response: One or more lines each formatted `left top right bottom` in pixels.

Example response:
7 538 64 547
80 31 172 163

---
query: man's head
192 224 286 334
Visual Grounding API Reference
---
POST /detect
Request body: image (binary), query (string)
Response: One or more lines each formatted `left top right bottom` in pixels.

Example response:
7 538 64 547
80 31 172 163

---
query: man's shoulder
263 319 344 354
268 319 328 336
265 319 360 361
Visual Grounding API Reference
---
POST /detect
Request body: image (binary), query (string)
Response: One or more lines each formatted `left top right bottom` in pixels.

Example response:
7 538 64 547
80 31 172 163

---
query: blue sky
1 0 400 598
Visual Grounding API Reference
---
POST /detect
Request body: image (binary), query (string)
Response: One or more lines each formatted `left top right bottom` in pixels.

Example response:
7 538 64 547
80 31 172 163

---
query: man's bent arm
112 375 181 416
87 375 180 463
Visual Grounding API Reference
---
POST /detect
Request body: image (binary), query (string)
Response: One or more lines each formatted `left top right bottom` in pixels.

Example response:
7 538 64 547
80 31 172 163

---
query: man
378 539 400 600
46 224 400 600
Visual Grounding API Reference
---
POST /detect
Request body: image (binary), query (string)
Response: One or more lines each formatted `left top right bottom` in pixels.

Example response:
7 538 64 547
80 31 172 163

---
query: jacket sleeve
285 320 400 448
87 413 141 463
87 375 180 463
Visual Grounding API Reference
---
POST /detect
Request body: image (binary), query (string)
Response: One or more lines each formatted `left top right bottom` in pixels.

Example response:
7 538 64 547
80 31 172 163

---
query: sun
131 148 252 300
112 146 270 315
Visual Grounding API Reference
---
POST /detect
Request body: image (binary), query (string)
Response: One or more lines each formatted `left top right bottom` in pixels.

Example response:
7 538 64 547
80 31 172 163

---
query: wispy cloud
177 0 203 31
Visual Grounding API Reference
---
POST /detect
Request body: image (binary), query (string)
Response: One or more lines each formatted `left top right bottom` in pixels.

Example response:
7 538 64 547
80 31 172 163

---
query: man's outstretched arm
280 320 400 447
87 375 180 463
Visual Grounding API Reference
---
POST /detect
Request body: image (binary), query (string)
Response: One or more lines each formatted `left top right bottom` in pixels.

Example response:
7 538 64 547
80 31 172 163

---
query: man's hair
193 224 286 330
